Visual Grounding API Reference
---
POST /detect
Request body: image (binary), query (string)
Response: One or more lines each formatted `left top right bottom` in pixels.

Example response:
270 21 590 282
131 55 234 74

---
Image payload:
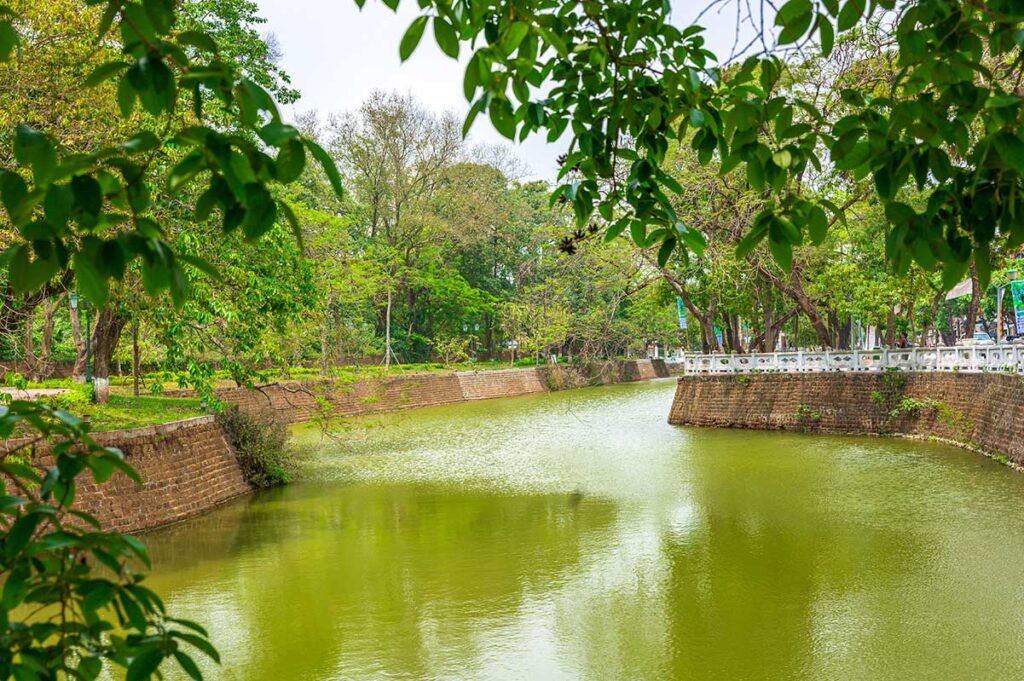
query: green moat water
143 379 1024 680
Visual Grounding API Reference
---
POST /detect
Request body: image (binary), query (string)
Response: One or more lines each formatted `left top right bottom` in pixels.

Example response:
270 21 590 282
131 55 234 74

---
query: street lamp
69 292 92 386
996 270 1020 342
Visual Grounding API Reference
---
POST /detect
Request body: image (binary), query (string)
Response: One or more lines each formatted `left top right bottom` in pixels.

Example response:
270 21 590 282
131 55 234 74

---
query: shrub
41 385 93 411
216 407 294 488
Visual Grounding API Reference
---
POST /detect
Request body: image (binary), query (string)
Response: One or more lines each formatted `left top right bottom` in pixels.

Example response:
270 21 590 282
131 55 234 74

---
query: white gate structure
681 345 1024 374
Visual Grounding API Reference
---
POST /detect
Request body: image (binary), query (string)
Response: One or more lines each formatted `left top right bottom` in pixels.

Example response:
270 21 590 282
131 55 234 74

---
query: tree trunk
40 296 58 363
384 288 392 371
965 263 980 341
23 307 36 379
70 305 87 383
132 321 141 397
320 322 329 377
752 261 833 349
90 310 127 403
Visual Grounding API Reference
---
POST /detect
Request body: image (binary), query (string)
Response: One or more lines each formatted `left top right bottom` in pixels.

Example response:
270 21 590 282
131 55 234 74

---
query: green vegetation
1 0 1023 678
795 404 822 422
216 406 294 488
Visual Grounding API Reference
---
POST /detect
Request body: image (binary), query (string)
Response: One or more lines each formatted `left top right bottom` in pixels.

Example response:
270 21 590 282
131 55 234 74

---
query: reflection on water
143 379 1024 680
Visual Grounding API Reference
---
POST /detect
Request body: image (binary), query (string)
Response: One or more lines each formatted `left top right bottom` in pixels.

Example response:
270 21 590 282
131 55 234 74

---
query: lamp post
69 292 92 388
996 270 1020 342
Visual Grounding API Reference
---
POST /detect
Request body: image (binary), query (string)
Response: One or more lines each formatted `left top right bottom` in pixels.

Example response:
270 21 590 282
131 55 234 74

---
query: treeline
0 1 682 402
3 5 1020 404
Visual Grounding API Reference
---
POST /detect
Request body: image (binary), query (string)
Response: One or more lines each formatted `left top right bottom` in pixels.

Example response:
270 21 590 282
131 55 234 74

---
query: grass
4 356 597 431
101 357 557 395
80 394 205 431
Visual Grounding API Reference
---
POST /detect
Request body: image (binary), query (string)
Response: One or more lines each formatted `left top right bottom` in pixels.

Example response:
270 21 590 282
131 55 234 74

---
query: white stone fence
680 345 1024 374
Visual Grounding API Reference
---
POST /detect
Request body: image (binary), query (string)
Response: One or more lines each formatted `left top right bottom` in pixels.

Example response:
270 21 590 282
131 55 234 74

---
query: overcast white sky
254 0 761 181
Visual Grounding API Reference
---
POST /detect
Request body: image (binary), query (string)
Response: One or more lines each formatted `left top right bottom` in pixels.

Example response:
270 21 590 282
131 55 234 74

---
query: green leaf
117 76 136 118
275 139 306 183
736 224 768 258
630 220 647 247
4 513 40 560
303 139 343 199
657 237 676 266
0 20 17 62
807 204 829 244
768 233 793 271
501 22 529 55
72 251 109 307
175 632 220 663
818 16 835 57
433 16 459 59
241 183 277 241
400 16 428 61
173 652 203 681
2 563 29 609
85 61 130 87
177 29 218 53
837 0 865 32
168 153 206 194
746 159 765 191
772 149 793 168
14 125 57 184
126 649 164 681
279 200 306 254
776 0 813 44
258 123 300 147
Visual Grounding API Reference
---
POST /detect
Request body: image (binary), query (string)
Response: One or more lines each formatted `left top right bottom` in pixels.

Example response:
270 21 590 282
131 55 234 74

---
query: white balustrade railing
680 345 1024 375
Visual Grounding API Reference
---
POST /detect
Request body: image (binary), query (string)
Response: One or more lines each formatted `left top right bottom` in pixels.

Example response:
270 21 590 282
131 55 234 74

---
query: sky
254 0 760 181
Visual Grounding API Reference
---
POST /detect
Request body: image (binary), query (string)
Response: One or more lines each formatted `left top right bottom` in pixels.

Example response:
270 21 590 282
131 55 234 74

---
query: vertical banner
676 296 687 330
1012 280 1024 336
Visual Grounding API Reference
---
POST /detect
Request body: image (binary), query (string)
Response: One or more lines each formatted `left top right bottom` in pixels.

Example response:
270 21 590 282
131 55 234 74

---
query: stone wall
8 417 251 533
219 359 672 424
669 372 1024 465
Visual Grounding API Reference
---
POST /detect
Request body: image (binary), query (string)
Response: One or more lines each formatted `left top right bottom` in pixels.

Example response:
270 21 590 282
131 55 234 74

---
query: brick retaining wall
669 372 1024 466
219 359 672 424
7 417 251 534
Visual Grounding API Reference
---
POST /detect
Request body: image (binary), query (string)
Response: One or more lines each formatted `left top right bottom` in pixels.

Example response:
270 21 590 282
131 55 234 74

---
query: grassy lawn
80 394 205 432
5 358 568 431
104 358 548 395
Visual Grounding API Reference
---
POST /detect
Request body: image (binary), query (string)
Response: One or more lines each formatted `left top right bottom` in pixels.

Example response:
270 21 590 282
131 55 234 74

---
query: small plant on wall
795 404 822 423
217 407 295 488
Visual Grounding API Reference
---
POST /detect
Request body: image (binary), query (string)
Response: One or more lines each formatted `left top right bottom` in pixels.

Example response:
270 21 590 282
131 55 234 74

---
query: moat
142 379 1024 680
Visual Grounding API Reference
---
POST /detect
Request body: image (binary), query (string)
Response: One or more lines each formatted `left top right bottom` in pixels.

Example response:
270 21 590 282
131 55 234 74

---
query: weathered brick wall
9 417 250 533
456 368 547 400
669 372 1024 465
220 361 671 424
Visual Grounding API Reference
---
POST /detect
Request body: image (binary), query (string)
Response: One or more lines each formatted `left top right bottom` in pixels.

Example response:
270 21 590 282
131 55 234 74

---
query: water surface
144 379 1024 680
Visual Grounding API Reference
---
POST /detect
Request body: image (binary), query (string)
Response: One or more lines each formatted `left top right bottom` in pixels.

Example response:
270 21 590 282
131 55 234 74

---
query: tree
390 0 1024 291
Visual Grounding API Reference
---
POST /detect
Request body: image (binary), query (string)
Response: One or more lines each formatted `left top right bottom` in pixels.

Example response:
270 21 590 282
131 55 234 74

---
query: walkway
680 344 1024 374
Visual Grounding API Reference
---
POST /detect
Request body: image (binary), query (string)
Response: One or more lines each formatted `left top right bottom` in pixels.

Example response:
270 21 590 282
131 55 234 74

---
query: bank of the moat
17 360 672 533
669 371 1024 468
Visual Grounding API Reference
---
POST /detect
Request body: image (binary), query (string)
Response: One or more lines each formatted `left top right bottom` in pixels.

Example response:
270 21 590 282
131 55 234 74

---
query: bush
216 407 294 488
41 385 93 411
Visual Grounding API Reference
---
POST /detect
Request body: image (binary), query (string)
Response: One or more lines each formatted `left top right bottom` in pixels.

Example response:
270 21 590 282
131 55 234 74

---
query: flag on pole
1012 280 1024 336
676 296 687 330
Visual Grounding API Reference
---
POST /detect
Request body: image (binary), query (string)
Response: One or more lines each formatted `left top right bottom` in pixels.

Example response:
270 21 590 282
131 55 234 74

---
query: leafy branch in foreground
0 401 218 680
387 0 1024 289
0 0 348 677
0 0 342 311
